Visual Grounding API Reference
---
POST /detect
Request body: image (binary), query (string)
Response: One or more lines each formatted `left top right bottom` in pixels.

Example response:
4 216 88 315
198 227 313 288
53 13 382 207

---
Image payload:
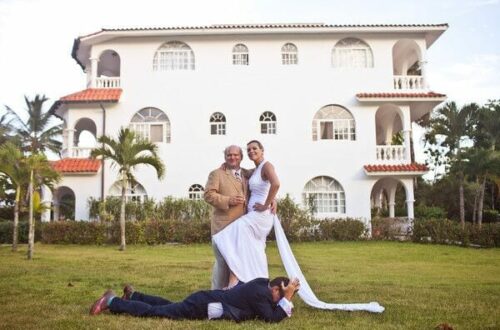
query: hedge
412 218 500 247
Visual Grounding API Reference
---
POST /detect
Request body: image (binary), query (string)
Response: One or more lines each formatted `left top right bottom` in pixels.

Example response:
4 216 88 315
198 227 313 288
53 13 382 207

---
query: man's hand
229 196 245 206
282 278 300 301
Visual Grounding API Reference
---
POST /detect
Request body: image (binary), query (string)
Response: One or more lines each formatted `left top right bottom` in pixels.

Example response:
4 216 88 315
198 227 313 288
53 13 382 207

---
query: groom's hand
229 196 245 206
282 278 300 301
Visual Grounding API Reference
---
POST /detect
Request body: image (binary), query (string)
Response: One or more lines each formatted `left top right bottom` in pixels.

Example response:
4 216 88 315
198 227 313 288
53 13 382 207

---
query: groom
204 145 248 289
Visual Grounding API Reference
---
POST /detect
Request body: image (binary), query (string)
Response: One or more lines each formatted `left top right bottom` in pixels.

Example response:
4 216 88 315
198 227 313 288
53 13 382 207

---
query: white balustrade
61 147 94 158
393 75 425 90
375 145 407 163
95 77 121 88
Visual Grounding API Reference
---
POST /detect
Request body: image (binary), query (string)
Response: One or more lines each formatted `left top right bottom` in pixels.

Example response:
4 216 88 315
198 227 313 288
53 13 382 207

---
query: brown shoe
89 289 115 315
122 284 134 300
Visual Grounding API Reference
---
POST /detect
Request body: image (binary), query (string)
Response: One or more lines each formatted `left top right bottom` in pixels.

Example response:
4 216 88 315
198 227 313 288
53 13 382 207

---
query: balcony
61 147 94 158
393 75 425 90
95 77 121 88
375 145 407 164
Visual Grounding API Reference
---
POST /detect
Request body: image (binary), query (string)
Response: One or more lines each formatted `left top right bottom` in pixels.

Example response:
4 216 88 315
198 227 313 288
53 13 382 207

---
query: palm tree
6 95 62 155
425 102 479 227
466 101 500 227
0 112 15 146
26 153 60 260
0 142 29 252
91 128 165 251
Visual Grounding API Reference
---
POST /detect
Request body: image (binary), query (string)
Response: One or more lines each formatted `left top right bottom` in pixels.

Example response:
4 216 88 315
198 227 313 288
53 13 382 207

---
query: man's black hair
269 277 290 298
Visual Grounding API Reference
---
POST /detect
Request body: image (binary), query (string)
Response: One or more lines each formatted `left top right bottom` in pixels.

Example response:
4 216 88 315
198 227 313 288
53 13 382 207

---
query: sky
0 0 499 165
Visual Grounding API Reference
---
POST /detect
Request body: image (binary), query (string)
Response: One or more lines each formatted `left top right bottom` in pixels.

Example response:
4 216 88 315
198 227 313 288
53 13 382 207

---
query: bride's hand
253 203 268 212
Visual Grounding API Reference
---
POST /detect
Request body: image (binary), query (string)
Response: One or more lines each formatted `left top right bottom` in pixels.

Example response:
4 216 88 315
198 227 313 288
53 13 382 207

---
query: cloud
428 53 500 105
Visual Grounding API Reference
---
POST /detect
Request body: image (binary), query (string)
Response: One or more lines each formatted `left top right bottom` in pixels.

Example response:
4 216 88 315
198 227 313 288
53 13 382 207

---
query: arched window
210 112 226 135
332 38 373 68
153 41 195 71
303 176 346 214
281 43 298 65
260 111 277 134
188 184 204 200
232 44 249 65
312 105 356 141
108 181 147 203
130 107 171 143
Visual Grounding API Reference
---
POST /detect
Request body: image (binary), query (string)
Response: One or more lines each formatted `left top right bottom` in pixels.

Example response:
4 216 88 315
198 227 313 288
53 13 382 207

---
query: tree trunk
478 176 486 229
27 170 34 260
459 173 465 229
472 180 479 225
12 188 20 252
119 177 127 251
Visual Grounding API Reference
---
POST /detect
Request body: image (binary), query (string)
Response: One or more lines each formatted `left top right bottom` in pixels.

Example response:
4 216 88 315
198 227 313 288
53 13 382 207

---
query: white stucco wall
58 30 436 223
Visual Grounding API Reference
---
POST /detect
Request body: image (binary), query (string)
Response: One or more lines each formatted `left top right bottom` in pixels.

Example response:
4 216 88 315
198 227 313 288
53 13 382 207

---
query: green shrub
275 195 315 241
0 221 41 244
317 218 366 241
415 205 447 219
412 218 500 247
41 221 107 244
482 209 499 223
88 197 211 222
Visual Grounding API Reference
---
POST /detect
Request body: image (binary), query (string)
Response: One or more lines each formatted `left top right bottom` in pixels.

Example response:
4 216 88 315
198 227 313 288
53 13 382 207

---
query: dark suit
109 278 289 323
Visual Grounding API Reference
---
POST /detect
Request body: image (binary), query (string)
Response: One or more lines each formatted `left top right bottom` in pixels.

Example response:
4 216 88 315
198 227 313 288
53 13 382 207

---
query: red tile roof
51 158 101 173
364 163 428 172
356 92 446 99
60 88 122 103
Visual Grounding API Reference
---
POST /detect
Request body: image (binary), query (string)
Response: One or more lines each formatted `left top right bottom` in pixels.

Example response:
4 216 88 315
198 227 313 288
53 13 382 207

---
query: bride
212 140 384 313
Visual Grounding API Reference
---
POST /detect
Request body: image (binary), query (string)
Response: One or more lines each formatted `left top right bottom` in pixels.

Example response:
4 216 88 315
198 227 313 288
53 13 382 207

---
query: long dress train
213 160 384 313
273 215 385 313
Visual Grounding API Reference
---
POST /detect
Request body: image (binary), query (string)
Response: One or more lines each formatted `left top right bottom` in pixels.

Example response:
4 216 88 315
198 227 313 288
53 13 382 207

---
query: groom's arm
204 170 231 210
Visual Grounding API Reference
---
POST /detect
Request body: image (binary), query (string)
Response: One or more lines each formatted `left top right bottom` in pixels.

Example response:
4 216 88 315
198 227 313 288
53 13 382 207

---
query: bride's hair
247 140 264 150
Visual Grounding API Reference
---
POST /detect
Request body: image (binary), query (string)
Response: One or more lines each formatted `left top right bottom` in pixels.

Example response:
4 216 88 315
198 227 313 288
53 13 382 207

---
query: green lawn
0 241 498 330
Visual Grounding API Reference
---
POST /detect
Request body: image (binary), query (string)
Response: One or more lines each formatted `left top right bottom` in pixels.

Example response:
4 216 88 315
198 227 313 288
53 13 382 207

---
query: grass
0 241 498 330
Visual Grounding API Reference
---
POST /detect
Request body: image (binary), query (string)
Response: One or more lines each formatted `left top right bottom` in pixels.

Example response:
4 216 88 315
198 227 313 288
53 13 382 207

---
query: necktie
234 171 242 181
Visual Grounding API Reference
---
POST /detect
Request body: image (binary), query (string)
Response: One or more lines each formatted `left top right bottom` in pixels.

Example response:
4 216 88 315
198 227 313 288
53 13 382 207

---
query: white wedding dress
212 160 384 313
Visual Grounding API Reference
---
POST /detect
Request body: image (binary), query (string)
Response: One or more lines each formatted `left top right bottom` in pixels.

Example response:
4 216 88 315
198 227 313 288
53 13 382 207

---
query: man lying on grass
90 277 300 323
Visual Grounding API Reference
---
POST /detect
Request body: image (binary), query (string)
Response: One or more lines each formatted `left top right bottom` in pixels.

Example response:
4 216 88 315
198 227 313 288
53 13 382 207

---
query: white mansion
46 23 447 224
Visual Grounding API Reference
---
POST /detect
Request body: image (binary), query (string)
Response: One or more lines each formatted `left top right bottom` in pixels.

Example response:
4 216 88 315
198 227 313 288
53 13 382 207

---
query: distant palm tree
91 128 165 251
0 142 29 252
26 153 60 260
0 112 15 146
425 102 479 227
6 95 62 155
0 142 59 256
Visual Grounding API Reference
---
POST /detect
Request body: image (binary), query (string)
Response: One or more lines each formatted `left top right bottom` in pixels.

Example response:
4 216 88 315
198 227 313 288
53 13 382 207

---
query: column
403 129 411 162
406 182 415 220
419 54 428 89
90 57 99 88
40 185 52 222
66 129 76 158
388 186 397 218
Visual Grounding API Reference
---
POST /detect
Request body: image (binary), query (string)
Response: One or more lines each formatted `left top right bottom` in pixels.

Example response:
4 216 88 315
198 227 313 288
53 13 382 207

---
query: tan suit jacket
204 168 248 235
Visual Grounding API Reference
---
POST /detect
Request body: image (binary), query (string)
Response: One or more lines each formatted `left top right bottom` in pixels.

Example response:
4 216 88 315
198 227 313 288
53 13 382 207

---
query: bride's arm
253 162 280 212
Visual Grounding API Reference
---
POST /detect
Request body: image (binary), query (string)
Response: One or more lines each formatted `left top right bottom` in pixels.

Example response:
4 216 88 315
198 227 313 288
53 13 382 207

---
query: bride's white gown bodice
247 160 270 213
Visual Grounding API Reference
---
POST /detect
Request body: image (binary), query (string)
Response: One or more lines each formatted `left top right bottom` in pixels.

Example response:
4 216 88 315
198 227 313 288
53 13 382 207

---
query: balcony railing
393 75 425 90
376 145 407 163
95 77 121 88
61 147 94 158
